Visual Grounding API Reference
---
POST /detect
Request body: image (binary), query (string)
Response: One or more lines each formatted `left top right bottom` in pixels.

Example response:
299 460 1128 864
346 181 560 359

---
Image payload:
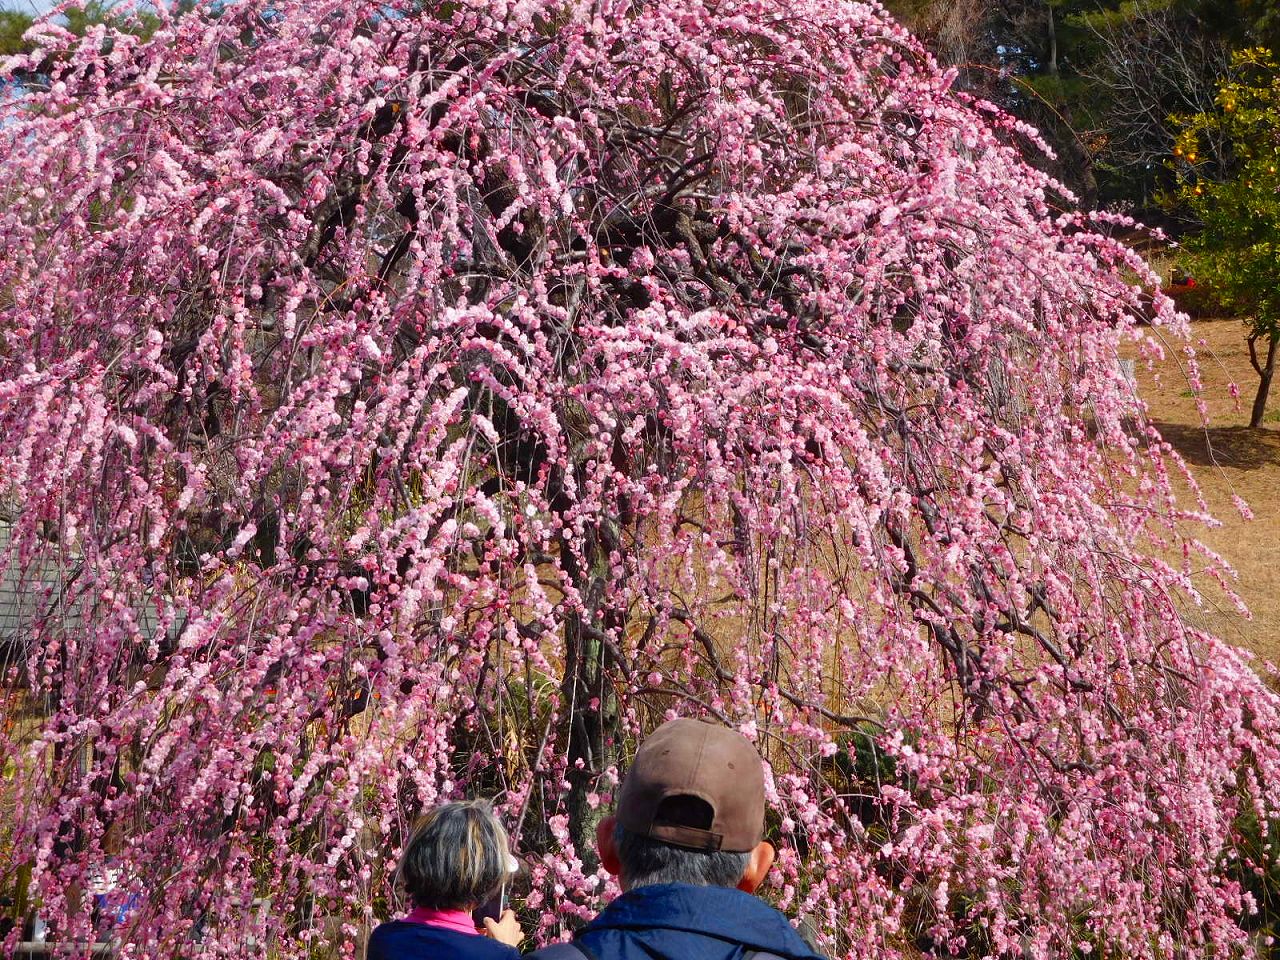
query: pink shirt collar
404 906 480 936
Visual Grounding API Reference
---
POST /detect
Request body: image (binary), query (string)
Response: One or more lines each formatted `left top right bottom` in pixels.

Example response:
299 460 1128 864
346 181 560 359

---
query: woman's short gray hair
396 800 511 910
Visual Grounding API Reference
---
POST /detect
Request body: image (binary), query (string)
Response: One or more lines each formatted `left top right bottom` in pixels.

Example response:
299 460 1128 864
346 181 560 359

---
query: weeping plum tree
1 0 1278 957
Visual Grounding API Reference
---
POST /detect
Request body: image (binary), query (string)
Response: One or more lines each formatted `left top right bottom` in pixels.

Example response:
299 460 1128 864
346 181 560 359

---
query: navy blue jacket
529 884 828 960
366 920 520 960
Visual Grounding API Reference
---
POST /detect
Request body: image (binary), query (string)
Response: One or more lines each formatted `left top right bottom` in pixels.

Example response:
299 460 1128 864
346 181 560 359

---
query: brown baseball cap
615 718 766 853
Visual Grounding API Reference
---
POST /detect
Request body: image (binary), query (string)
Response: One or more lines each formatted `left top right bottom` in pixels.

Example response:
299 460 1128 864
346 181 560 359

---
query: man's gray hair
615 821 751 889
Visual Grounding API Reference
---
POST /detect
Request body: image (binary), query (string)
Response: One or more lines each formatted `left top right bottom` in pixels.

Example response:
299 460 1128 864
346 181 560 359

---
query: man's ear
596 814 622 877
737 841 776 894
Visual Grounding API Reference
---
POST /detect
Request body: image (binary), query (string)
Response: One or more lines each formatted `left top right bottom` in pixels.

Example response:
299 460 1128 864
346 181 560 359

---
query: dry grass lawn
1132 316 1280 666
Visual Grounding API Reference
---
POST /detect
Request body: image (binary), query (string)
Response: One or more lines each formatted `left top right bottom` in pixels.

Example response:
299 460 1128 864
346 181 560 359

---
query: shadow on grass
1150 421 1280 471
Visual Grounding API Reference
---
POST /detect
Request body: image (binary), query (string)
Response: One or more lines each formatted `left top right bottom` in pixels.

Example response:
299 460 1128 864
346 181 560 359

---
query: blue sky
2 0 57 13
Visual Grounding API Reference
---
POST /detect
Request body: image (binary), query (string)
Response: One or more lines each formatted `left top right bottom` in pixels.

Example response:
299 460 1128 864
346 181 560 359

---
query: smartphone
471 880 506 927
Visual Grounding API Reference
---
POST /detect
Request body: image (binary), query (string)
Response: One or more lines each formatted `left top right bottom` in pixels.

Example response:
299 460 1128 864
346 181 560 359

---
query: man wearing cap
528 718 827 960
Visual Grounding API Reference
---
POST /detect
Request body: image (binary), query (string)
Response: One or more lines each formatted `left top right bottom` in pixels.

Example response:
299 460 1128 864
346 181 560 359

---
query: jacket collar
581 883 825 959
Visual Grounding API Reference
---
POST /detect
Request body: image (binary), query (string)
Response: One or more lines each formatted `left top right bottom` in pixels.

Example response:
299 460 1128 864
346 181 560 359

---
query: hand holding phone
474 852 522 943
481 908 523 947
471 886 505 927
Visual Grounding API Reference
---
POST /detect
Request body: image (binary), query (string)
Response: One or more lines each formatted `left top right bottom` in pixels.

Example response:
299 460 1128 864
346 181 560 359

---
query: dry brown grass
1130 317 1280 665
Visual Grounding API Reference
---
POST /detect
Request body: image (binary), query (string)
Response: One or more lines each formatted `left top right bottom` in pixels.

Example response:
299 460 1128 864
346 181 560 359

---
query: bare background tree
1075 1 1231 211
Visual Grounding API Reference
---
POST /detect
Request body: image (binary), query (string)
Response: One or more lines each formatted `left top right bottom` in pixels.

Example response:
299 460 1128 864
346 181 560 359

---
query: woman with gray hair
367 800 524 959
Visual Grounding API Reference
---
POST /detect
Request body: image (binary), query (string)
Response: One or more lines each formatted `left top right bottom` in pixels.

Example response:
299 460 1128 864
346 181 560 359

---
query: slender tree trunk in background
1248 330 1277 428
1046 4 1059 77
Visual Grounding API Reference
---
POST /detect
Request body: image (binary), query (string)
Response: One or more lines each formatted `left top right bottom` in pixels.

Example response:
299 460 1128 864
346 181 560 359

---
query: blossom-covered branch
0 1 1276 957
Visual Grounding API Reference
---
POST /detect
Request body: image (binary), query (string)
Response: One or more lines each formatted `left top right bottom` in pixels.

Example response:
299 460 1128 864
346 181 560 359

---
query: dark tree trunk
1247 331 1277 429
558 523 620 875
1046 4 1059 77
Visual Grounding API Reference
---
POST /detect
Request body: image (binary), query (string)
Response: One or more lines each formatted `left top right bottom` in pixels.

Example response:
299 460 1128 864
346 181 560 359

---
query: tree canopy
1 0 1278 958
